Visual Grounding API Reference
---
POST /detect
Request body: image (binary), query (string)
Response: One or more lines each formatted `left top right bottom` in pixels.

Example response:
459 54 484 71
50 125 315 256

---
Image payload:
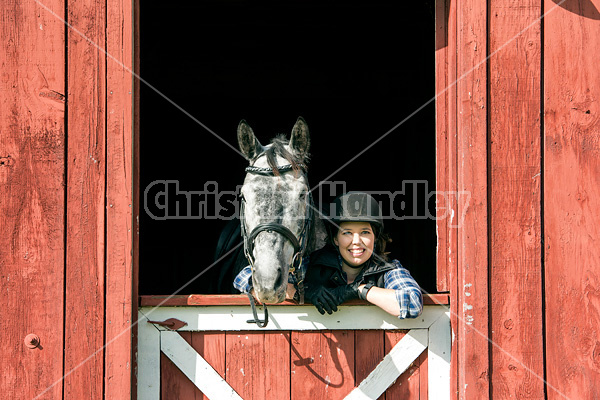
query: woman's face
334 221 375 268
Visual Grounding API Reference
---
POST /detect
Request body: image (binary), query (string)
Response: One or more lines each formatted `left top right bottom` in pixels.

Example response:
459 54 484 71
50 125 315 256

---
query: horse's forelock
264 135 307 177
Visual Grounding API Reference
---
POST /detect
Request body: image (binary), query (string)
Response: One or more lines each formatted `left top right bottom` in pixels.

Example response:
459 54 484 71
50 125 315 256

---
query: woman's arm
357 284 402 316
358 262 423 318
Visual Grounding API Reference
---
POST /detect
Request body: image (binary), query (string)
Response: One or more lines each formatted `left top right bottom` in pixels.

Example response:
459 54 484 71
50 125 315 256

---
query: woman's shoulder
383 259 415 276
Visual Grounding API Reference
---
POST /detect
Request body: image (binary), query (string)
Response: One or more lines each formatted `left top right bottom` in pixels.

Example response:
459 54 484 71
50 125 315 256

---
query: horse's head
237 117 313 304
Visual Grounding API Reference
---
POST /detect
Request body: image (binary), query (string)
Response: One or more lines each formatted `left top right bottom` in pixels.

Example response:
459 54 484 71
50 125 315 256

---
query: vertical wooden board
192 331 227 400
544 1 600 399
226 332 265 398
161 332 198 400
354 330 384 399
64 0 106 398
488 0 544 398
0 1 65 398
419 350 429 399
435 0 459 295
456 0 489 397
226 331 290 399
105 0 134 397
435 0 458 293
136 313 160 400
444 0 460 397
383 331 420 399
132 0 141 397
264 331 291 399
435 0 450 292
291 330 355 399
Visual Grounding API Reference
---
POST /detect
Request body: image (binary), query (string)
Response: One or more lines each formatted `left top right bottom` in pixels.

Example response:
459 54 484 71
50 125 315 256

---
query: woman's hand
305 286 339 315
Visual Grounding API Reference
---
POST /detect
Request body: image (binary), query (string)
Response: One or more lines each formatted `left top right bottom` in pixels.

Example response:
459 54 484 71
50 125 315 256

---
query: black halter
240 162 312 317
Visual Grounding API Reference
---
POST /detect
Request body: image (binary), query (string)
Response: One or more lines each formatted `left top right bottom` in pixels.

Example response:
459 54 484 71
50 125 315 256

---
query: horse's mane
265 135 309 177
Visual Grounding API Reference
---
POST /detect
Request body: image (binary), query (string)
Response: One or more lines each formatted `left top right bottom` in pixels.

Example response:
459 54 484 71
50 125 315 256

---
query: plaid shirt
233 257 422 319
233 257 309 294
384 259 423 319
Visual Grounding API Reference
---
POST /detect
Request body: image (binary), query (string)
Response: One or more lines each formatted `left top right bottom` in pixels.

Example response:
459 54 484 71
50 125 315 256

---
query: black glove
330 283 360 305
305 286 339 315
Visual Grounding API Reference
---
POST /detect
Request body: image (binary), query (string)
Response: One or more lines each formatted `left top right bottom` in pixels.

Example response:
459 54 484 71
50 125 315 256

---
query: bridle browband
240 161 312 327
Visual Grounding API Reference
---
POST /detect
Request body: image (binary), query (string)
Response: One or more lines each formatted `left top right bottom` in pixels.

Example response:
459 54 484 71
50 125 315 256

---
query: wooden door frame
130 0 471 398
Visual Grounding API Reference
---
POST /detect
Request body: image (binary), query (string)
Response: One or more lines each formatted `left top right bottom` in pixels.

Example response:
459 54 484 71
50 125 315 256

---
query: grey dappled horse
237 117 326 303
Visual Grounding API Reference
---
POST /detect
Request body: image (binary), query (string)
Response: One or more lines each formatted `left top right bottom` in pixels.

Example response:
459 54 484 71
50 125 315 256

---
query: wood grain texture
383 331 421 399
489 0 545 398
0 1 65 398
160 332 225 400
456 0 490 397
132 0 141 397
290 330 355 399
544 0 600 398
444 0 460 396
354 330 384 400
64 0 106 397
161 332 198 400
105 0 134 396
139 293 450 306
194 332 227 400
226 331 291 399
435 0 458 293
161 331 241 400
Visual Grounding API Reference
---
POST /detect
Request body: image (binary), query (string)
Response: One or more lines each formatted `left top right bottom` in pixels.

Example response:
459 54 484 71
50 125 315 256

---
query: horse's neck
307 214 327 254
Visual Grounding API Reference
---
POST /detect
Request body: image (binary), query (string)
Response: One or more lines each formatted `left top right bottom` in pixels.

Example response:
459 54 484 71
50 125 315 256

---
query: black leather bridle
240 162 312 327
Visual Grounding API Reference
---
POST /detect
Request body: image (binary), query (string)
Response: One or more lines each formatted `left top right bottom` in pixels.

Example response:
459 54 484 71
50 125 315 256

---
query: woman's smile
348 247 366 257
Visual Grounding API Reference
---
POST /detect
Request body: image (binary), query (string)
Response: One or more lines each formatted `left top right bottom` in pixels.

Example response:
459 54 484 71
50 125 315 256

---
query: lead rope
246 292 269 328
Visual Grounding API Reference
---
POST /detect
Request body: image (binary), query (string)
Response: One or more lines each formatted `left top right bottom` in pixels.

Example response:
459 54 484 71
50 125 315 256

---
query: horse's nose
274 269 284 290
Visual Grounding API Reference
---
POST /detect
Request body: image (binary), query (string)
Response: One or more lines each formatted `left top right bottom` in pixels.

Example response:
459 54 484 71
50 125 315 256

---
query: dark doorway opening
139 0 437 296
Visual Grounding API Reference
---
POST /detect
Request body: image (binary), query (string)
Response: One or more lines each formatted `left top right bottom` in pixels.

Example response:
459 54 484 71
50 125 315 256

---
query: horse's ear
237 120 264 161
289 116 310 159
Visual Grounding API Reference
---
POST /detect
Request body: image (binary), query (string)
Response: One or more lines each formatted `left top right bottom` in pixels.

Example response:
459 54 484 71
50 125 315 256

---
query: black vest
304 245 395 290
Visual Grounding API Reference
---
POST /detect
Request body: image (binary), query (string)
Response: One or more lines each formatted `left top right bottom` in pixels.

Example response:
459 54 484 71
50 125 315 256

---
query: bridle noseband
240 162 312 322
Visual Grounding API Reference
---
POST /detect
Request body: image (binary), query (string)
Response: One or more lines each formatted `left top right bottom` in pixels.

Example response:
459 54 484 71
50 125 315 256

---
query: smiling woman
139 0 437 296
304 192 424 318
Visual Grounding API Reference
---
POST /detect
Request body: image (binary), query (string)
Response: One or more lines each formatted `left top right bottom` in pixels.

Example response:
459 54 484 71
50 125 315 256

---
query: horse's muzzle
255 286 286 304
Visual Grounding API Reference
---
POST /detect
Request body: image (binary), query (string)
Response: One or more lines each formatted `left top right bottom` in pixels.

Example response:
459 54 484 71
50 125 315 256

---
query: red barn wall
1 0 135 399
448 0 600 398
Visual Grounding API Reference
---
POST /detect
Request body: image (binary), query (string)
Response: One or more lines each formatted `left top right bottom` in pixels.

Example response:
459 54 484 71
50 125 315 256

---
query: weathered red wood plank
139 293 450 306
435 0 457 293
161 331 227 400
544 0 600 398
383 331 420 399
291 330 355 399
161 332 198 400
488 0 545 398
456 0 490 397
132 0 141 397
226 331 290 399
105 0 135 396
354 330 384 400
63 0 106 397
194 332 227 400
419 349 429 399
444 0 460 396
0 1 66 398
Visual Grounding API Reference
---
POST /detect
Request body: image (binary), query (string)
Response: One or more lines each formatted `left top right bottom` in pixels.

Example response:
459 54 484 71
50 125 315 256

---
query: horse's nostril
274 270 284 289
